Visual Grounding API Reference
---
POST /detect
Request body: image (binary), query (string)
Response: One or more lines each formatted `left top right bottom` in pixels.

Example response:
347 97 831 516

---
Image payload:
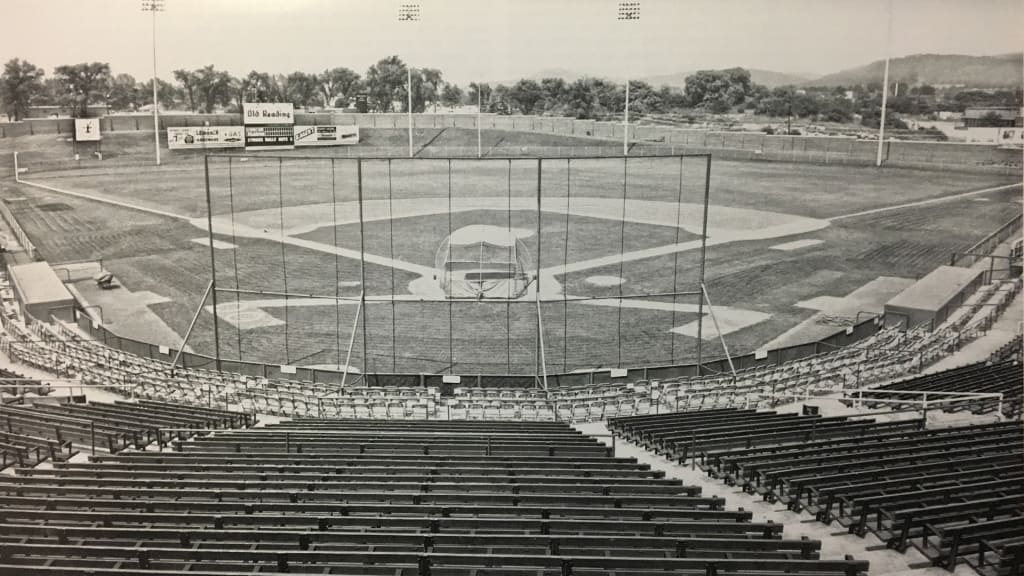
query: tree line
2 56 1020 127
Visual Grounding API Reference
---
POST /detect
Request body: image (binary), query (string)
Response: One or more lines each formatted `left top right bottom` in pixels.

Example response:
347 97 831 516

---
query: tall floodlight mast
398 3 421 158
617 2 640 157
142 0 165 166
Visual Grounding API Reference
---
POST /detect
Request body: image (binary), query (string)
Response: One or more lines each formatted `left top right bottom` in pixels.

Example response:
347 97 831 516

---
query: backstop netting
203 154 712 377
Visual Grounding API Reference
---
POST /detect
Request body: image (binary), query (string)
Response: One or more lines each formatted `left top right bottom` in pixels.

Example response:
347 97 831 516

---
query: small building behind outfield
7 261 75 324
884 265 985 330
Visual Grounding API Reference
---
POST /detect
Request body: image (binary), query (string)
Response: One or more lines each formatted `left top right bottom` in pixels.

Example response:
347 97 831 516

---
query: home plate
770 239 823 251
191 238 238 249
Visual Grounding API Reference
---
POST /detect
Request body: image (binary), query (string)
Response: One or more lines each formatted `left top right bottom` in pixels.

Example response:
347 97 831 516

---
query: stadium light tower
876 0 893 167
399 3 420 158
617 2 640 156
142 0 164 166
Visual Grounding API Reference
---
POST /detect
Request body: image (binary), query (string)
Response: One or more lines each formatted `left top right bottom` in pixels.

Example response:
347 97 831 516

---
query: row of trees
2 55 1020 124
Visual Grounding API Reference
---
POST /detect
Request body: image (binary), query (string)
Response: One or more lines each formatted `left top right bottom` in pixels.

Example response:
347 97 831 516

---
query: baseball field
1 128 1019 374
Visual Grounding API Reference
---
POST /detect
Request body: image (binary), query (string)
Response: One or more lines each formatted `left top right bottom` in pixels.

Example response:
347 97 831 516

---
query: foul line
828 183 1022 222
16 177 191 222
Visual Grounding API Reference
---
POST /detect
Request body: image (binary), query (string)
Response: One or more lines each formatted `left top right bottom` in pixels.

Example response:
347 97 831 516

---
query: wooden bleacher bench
0 419 869 576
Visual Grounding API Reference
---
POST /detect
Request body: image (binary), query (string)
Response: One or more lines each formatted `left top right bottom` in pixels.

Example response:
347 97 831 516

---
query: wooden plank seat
810 464 1024 525
275 419 567 429
0 420 868 576
883 494 1024 553
846 477 1024 536
89 452 649 468
0 497 753 525
737 427 1023 498
170 439 614 457
632 411 796 450
125 399 253 428
0 542 869 575
700 418 926 470
0 474 699 497
19 403 200 444
48 402 222 429
0 442 28 471
16 467 685 488
0 523 822 560
668 418 892 463
702 419 1005 476
607 408 750 434
0 407 135 452
855 361 1023 417
44 460 670 479
0 480 723 509
969 539 1023 576
917 516 1024 572
0 431 75 468
773 450 1024 510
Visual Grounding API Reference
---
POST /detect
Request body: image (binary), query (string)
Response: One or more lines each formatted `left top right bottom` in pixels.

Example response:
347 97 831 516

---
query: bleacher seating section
989 334 1022 364
849 360 1023 419
0 398 250 468
609 409 1024 575
0 367 47 403
0 272 1015 425
0 420 870 576
0 315 981 423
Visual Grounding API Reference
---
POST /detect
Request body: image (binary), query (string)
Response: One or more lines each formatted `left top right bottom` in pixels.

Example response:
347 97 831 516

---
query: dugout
7 261 75 324
884 265 985 330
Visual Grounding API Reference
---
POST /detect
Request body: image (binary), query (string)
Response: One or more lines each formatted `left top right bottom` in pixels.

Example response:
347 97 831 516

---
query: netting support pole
536 295 549 392
357 159 368 377
701 283 737 379
670 155 685 364
341 293 363 389
12 152 19 183
695 155 711 375
535 158 543 387
203 155 222 372
171 280 213 376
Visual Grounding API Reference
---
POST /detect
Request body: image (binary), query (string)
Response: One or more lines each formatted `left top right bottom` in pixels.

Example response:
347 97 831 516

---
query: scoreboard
243 103 295 150
244 125 295 150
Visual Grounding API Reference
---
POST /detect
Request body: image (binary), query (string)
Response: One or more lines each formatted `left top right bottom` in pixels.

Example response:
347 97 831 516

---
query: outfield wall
2 113 1020 173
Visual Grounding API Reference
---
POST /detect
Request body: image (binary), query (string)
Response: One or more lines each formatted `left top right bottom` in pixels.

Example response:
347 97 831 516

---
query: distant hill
805 53 1023 88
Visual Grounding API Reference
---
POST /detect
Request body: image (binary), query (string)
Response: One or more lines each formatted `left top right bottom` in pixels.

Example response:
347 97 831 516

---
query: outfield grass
19 138 1016 223
2 129 1021 374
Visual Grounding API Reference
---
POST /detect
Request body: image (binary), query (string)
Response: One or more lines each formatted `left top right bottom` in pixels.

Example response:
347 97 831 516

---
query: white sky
1 0 1020 85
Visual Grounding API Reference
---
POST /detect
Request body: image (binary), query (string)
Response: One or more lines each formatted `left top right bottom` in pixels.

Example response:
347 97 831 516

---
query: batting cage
199 153 714 382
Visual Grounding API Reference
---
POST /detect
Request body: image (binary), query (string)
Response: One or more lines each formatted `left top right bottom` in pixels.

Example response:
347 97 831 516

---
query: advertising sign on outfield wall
998 127 1024 148
244 125 295 150
167 126 244 150
293 125 360 146
243 102 294 125
74 118 101 141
